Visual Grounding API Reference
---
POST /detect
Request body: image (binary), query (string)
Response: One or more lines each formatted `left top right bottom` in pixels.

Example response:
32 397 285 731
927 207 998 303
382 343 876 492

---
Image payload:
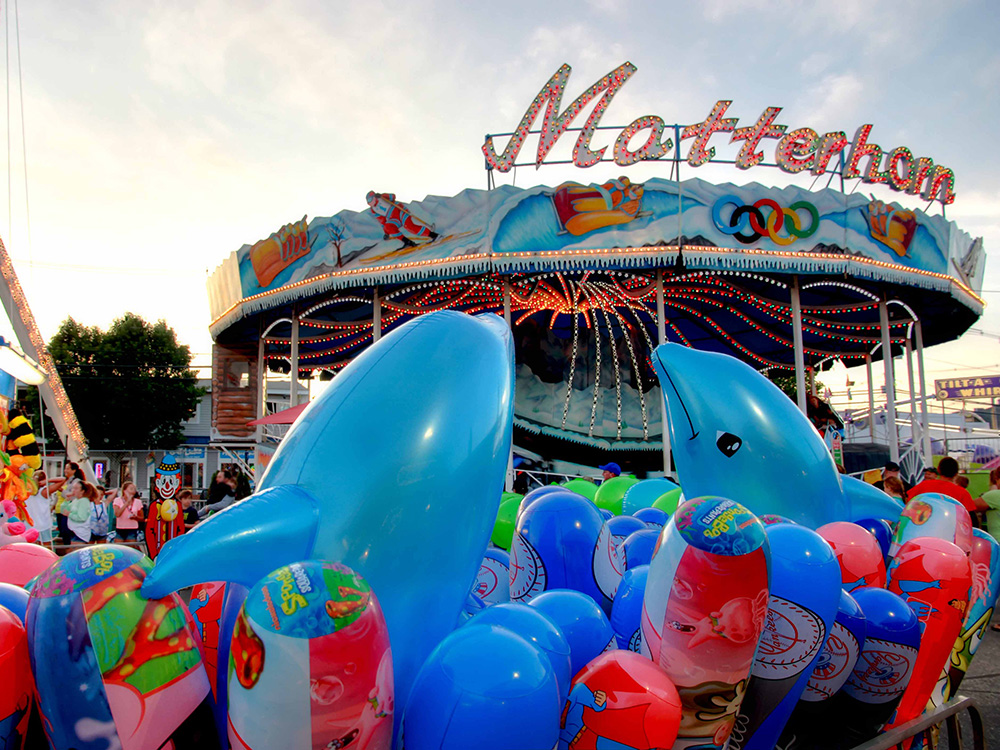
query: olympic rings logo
711 195 819 246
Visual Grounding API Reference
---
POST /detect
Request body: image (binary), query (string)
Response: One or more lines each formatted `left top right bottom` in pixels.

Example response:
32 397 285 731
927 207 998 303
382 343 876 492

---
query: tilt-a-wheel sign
484 62 956 205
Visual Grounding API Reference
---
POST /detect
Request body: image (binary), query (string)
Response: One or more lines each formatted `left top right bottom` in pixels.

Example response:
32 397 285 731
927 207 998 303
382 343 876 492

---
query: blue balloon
528 589 615 678
833 587 921 744
610 565 648 652
651 343 902 528
466 602 572 704
618 528 659 571
732 524 842 750
854 517 892 563
475 547 510 606
403 624 560 750
632 507 669 529
517 486 577 520
141 311 515 742
0 581 28 624
213 582 248 745
622 477 679 515
598 508 615 522
511 492 605 605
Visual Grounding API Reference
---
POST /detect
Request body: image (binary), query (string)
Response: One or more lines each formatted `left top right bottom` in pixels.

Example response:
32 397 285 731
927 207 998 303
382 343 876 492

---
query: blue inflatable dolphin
142 311 515 738
651 343 901 528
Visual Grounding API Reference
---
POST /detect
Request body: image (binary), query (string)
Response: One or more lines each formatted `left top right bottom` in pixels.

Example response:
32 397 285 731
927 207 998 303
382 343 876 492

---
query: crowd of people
20 463 253 552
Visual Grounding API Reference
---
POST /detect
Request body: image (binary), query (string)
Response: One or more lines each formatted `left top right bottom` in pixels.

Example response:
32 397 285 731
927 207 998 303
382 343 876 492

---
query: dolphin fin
141 485 321 599
842 474 904 525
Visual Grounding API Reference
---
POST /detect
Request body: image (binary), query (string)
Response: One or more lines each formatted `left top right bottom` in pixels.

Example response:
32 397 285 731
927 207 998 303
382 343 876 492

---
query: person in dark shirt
178 489 199 529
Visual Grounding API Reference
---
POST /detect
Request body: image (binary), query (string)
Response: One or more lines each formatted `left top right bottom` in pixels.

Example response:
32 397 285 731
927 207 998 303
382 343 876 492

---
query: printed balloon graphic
593 516 645 607
559 650 682 750
475 548 510 605
641 497 769 750
26 545 217 750
510 492 604 605
632 507 669 530
931 528 1000 707
226 561 392 750
729 524 841 750
890 493 972 557
188 581 227 697
832 587 920 744
0 604 31 750
884 537 971 731
779 590 866 750
817 521 887 592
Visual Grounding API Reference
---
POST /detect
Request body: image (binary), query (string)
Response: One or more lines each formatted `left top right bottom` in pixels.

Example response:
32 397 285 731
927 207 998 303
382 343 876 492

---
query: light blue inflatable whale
651 343 901 528
142 311 515 738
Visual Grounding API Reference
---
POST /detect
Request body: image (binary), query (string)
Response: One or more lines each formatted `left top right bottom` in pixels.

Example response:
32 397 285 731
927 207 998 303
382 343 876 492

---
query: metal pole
289 317 300 409
790 277 807 415
879 298 899 463
866 353 876 441
905 334 917 456
372 286 381 342
256 335 265 444
503 276 514 491
915 320 932 465
656 269 671 477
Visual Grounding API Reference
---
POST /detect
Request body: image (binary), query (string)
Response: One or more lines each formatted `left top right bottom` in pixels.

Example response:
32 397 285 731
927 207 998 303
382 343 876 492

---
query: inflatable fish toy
651 343 902 528
141 311 515 741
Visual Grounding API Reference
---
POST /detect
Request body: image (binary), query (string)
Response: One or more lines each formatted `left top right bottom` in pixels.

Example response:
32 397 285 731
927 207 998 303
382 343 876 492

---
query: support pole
879 298 899 463
790 277 807 415
656 269 672 478
866 354 876 441
915 320 932 465
372 287 382 342
256 334 266 443
905 333 917 457
503 277 514 491
289 317 300 408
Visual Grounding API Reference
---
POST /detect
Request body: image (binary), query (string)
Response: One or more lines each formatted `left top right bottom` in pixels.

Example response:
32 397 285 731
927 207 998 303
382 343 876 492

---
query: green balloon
652 488 683 515
594 476 639 515
562 478 598 502
492 495 521 550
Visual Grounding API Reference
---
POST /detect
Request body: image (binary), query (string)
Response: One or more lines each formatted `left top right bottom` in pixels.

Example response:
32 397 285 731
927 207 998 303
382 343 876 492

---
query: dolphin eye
716 431 742 458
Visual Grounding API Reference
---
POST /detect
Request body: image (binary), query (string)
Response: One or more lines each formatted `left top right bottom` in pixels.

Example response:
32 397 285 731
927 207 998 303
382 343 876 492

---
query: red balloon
0 605 32 747
885 537 972 730
817 522 887 592
560 650 682 750
0 543 57 587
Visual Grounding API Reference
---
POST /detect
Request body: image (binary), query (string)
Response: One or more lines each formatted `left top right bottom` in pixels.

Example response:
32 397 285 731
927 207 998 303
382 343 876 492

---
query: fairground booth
205 62 985 477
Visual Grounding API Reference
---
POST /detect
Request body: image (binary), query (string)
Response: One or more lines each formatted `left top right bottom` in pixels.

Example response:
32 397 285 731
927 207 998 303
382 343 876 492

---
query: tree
768 372 826 403
46 313 203 450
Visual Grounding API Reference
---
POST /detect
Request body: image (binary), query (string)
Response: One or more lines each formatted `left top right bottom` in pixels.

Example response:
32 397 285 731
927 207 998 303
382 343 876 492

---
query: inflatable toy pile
0 312 995 750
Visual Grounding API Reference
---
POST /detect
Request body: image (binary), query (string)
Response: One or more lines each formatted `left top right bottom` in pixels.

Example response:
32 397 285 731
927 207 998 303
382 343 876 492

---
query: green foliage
768 372 825 402
47 313 204 450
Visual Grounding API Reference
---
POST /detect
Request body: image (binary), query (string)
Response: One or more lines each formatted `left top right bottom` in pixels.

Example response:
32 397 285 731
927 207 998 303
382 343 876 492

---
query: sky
2 0 999 414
